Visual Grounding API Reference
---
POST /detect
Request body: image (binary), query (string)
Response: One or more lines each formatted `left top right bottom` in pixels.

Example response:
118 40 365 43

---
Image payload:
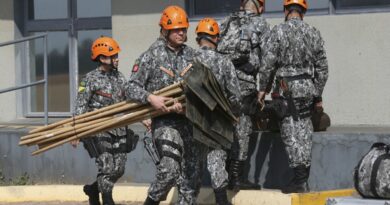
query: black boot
102 192 115 205
282 165 310 194
144 196 160 205
214 188 232 205
239 178 262 190
83 181 100 205
228 160 261 191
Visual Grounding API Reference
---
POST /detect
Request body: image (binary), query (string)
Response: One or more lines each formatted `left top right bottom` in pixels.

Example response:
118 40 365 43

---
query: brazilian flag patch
132 59 140 73
78 81 86 93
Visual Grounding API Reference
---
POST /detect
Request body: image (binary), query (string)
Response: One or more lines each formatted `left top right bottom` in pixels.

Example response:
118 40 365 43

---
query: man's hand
315 101 323 109
168 100 184 114
70 139 80 148
147 94 172 113
258 91 266 107
142 119 152 132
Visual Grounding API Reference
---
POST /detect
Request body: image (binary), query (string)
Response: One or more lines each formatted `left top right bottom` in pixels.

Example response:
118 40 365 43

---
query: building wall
0 0 17 122
112 0 390 126
285 13 390 126
0 1 389 126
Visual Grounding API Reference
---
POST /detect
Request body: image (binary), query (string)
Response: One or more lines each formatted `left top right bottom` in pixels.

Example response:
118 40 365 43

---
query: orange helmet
159 6 189 30
196 18 220 36
284 0 308 10
91 37 121 60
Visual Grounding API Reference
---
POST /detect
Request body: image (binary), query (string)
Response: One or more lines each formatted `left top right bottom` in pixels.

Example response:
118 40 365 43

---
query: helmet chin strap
100 57 116 70
242 0 261 14
252 0 261 14
197 36 218 47
285 9 303 21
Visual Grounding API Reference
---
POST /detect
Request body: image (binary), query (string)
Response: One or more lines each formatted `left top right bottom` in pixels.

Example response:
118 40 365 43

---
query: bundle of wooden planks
19 82 185 156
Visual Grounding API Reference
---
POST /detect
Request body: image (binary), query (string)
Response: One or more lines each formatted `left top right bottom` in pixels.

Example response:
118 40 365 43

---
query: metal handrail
0 33 48 125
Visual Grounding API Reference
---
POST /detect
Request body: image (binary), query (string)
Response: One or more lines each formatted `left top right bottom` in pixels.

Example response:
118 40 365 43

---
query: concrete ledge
0 184 355 205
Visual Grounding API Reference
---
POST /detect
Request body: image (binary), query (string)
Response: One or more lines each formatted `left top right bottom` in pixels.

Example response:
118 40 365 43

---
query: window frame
331 0 390 14
185 0 390 19
22 0 112 117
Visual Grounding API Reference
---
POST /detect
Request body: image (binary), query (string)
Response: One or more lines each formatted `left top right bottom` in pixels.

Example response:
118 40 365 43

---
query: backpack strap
219 14 236 38
354 163 365 198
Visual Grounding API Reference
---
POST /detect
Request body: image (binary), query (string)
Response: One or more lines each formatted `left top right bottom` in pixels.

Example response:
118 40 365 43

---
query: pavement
0 203 141 205
0 184 356 205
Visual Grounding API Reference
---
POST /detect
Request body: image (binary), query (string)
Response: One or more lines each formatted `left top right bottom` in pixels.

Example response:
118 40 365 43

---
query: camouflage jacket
260 17 329 97
130 37 166 75
195 46 242 115
74 67 127 136
217 10 270 77
126 41 195 104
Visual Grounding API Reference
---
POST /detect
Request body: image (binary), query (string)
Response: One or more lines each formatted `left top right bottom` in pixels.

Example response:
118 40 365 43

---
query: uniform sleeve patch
78 86 86 93
132 59 140 73
78 81 86 93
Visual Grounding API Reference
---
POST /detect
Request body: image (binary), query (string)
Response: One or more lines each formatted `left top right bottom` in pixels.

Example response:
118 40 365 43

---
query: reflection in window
190 0 240 15
28 0 68 20
30 32 70 112
334 0 390 9
266 0 329 13
187 0 329 16
78 30 112 80
77 0 111 18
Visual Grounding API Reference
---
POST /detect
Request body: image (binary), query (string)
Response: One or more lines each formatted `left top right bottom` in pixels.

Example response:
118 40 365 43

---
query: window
24 0 112 116
264 0 329 16
186 0 240 17
29 32 70 112
333 0 390 12
186 0 330 17
186 0 390 18
28 0 68 20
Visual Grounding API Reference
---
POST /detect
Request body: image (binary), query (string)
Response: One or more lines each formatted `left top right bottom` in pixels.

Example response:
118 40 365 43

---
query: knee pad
155 127 184 163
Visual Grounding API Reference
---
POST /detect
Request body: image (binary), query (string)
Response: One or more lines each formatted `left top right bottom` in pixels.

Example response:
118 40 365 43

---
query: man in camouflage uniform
217 0 270 191
132 36 166 132
259 0 329 193
194 18 242 205
126 6 203 205
72 37 135 205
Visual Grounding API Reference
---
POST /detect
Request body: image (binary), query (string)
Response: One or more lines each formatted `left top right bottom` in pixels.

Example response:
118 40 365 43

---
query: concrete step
326 196 390 205
0 184 355 205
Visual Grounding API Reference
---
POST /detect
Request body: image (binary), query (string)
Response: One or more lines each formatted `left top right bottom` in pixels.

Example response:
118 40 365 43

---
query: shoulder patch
78 86 86 93
78 80 86 93
132 59 140 73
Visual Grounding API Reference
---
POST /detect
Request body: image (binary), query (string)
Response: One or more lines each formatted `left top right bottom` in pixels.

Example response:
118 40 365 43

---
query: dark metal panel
76 17 112 30
25 19 70 31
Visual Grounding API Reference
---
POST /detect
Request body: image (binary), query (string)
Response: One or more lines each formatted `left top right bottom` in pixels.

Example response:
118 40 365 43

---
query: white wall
0 0 16 122
304 13 390 126
113 0 390 126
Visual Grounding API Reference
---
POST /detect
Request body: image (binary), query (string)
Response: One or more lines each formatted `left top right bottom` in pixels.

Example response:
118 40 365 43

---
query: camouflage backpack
354 142 390 199
217 13 254 66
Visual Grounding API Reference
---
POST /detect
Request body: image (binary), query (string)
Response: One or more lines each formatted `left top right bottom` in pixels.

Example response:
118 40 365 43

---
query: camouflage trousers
148 121 205 205
95 152 127 194
280 115 313 168
231 114 253 161
207 149 229 189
